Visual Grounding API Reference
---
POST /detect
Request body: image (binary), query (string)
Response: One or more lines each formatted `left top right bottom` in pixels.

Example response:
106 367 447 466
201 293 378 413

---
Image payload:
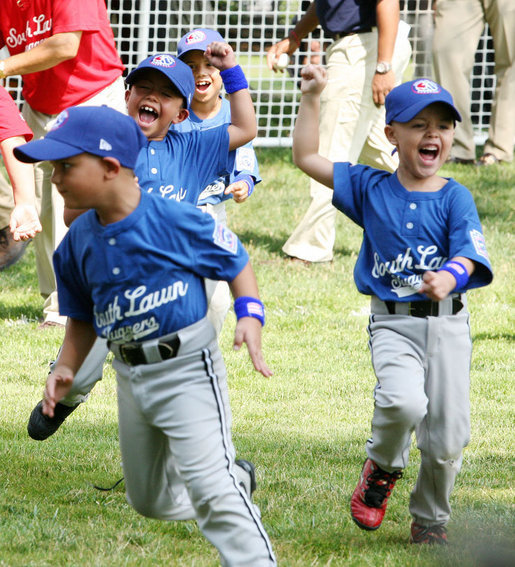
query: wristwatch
375 61 392 74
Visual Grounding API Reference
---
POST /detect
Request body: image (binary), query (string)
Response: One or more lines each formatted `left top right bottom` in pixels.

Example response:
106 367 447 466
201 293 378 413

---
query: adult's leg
433 0 486 161
482 0 515 162
282 34 372 263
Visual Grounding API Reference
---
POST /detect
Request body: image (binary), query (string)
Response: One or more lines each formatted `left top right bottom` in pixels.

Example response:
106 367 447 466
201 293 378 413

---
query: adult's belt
383 296 464 318
109 335 181 366
333 28 374 40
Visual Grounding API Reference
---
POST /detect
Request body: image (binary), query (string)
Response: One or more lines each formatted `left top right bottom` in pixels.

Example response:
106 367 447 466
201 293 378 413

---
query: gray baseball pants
366 295 472 526
111 318 275 566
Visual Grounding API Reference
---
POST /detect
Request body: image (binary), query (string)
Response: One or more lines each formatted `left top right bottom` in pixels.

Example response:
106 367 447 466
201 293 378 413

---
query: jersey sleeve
164 201 249 282
52 0 105 33
229 142 261 184
446 184 493 289
0 87 33 142
332 162 387 227
53 232 95 322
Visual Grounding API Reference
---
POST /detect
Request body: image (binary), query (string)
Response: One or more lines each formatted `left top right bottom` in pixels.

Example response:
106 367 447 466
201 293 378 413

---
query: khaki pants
433 0 515 162
23 76 127 324
282 24 412 262
0 170 14 229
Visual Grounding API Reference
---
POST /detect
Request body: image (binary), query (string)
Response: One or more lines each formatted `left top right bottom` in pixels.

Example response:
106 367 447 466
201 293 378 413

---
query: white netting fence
2 0 494 146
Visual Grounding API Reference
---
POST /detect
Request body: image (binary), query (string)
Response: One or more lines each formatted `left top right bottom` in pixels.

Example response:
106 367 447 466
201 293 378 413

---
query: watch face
376 62 391 74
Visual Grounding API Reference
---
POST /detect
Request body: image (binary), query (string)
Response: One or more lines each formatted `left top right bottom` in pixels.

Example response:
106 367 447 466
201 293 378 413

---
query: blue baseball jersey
53 190 249 342
171 97 261 206
135 123 234 205
332 163 493 301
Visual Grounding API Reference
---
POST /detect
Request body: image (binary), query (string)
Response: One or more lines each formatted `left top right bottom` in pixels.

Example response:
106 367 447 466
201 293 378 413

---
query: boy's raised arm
205 42 257 151
292 65 334 189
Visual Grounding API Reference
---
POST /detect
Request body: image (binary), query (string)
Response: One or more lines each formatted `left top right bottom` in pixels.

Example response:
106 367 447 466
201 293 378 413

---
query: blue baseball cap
14 105 147 169
177 28 225 59
385 79 462 124
125 53 195 107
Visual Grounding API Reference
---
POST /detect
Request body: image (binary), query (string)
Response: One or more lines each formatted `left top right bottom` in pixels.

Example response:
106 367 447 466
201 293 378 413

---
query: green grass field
0 150 513 566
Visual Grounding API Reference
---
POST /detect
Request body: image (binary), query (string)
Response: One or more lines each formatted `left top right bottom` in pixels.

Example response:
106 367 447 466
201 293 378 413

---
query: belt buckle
119 342 141 365
158 341 176 360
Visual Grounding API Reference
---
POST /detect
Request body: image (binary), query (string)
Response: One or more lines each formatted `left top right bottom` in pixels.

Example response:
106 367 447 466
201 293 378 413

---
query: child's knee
376 390 427 429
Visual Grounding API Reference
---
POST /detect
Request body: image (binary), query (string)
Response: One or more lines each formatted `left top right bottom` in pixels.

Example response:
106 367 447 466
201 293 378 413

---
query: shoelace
364 469 403 507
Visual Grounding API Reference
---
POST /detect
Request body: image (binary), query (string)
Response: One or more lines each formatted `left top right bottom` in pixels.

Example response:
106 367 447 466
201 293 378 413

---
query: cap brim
177 44 209 58
14 138 83 164
390 100 462 124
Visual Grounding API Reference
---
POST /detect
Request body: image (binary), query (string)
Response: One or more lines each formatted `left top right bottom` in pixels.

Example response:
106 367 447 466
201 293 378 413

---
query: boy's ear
102 156 122 178
384 124 398 147
124 88 131 104
170 108 190 125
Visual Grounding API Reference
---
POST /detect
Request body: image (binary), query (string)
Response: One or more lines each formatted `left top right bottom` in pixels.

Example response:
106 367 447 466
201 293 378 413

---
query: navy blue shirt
316 0 377 36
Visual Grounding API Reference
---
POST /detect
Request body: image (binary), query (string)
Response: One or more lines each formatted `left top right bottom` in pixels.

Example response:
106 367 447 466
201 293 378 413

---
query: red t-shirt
0 85 33 142
0 0 124 114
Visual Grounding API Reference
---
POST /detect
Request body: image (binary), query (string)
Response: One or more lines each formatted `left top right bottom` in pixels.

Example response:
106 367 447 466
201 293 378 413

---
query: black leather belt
110 335 181 366
384 297 464 318
333 28 373 40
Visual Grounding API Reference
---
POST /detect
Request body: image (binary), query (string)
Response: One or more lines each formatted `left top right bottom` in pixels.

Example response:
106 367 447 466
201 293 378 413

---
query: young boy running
27 44 261 501
15 105 276 566
290 66 493 544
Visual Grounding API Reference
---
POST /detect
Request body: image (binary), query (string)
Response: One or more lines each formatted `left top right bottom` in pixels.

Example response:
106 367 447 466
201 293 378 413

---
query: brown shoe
0 225 29 270
477 153 500 166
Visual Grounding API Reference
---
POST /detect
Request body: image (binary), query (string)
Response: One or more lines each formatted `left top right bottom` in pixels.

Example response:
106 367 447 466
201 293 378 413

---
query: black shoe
235 459 257 498
0 225 29 270
27 400 79 440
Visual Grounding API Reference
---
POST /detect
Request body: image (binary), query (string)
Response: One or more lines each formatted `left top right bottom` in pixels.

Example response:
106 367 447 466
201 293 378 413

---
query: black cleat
235 459 257 498
27 400 79 440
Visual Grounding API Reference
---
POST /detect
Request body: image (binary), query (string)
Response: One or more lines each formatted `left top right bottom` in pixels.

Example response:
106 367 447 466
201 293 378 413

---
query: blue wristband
220 65 249 94
439 260 469 290
234 296 265 326
235 173 255 197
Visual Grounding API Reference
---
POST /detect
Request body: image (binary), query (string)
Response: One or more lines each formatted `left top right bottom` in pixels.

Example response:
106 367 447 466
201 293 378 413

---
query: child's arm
292 65 334 189
229 261 272 378
204 42 257 151
2 136 41 241
419 256 476 301
42 318 97 418
225 173 254 203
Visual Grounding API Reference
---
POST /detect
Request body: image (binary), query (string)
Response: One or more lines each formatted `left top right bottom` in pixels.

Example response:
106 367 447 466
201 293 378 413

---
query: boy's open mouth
419 145 439 161
139 105 158 124
196 80 210 92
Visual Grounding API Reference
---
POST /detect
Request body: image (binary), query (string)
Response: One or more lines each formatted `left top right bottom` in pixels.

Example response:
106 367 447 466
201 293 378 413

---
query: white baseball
274 53 290 71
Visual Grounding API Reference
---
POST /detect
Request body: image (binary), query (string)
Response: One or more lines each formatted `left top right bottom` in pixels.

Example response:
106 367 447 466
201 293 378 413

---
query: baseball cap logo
51 110 69 131
185 30 207 45
412 79 441 95
99 138 112 151
150 54 176 68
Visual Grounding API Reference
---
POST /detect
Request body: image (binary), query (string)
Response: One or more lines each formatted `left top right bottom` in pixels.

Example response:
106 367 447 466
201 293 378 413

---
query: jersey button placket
402 201 420 236
106 235 122 280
